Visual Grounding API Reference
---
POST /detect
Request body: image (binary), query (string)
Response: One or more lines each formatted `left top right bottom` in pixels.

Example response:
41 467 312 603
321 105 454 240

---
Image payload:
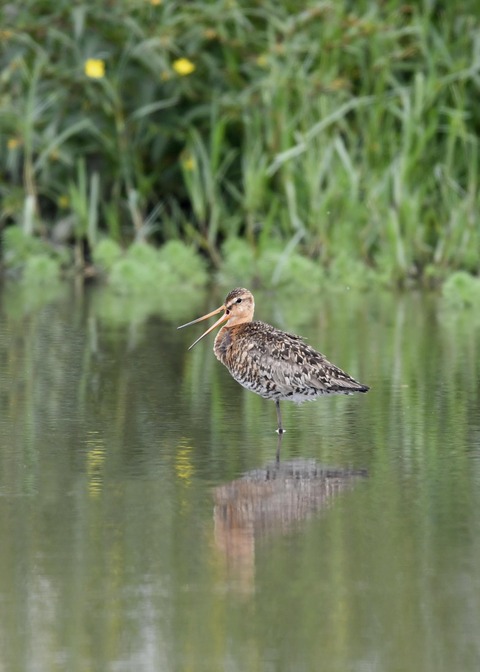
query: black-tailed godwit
178 288 369 433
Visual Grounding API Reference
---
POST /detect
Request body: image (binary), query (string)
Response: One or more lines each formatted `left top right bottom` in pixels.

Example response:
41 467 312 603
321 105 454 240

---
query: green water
1 285 480 672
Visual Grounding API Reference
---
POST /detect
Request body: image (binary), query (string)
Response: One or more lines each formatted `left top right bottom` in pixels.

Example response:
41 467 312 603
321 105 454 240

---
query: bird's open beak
177 304 229 350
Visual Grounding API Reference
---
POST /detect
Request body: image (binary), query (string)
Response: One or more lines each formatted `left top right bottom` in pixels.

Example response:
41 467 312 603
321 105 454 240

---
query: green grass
1 0 479 288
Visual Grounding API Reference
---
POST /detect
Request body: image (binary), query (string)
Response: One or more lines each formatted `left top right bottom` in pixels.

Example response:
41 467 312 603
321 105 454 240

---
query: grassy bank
1 0 479 288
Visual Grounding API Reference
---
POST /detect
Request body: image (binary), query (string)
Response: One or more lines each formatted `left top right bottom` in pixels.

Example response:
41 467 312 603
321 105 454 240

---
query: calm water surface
1 285 480 672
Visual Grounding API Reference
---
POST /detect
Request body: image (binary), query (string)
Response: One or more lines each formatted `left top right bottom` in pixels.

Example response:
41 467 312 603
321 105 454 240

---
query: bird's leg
275 400 284 435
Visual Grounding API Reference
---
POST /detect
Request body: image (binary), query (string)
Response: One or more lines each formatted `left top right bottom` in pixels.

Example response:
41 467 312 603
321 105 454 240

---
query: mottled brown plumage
178 288 369 433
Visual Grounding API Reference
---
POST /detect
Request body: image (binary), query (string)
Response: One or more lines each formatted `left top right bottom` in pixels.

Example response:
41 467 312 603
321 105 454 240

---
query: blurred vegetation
1 0 479 290
441 270 480 310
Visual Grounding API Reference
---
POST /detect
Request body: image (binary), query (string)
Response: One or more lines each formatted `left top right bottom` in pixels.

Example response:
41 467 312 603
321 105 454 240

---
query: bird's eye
236 298 242 303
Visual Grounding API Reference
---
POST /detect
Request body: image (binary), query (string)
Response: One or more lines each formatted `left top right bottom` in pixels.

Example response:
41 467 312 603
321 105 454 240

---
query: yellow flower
7 137 21 150
182 154 196 171
84 58 105 79
173 58 196 76
256 54 269 68
58 195 70 209
150 0 162 4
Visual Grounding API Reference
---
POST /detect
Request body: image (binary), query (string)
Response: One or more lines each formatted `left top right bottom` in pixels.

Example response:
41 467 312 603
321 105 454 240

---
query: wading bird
178 288 369 434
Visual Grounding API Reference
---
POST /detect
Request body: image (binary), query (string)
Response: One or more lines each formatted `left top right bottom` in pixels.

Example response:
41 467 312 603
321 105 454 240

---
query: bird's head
178 288 255 350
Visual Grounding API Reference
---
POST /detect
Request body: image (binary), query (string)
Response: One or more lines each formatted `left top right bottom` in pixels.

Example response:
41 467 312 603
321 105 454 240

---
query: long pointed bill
177 304 229 350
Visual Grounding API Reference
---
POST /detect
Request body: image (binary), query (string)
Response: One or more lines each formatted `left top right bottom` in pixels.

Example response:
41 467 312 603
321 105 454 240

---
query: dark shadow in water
213 445 367 592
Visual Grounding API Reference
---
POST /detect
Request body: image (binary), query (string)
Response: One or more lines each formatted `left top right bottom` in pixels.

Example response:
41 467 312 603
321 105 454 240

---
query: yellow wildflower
150 0 162 4
256 54 269 68
182 154 196 171
173 58 196 76
58 195 70 209
7 137 21 150
84 58 105 79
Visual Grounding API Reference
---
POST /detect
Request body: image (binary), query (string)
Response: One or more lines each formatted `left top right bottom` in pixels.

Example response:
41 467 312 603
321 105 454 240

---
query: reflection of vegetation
1 286 480 671
2 281 66 317
91 239 209 324
92 283 208 326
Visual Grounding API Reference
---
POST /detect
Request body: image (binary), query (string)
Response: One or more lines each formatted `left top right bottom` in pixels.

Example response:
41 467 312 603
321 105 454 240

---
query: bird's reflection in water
213 437 367 593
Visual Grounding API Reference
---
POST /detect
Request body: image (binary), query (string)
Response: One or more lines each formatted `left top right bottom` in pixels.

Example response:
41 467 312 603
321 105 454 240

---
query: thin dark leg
275 400 284 435
275 432 283 464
